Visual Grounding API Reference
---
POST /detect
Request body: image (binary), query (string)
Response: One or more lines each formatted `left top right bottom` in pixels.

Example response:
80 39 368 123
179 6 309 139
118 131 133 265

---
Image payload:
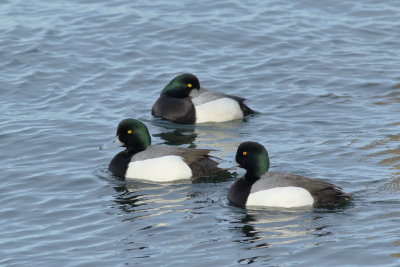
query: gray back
250 172 296 193
130 145 185 161
130 145 211 162
190 89 226 106
250 172 335 194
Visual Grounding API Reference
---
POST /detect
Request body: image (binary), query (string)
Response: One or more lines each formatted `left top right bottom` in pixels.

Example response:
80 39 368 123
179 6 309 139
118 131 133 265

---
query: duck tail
240 102 255 116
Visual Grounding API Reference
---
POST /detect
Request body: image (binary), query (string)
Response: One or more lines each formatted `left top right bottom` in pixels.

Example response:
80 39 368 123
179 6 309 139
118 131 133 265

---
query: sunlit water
1 0 400 266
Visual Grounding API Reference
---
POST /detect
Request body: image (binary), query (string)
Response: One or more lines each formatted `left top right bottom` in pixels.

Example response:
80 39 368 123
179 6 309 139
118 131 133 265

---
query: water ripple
1 0 400 266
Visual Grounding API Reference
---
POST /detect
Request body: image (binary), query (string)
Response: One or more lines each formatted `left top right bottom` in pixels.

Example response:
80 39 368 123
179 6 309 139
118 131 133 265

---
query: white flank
195 98 244 123
246 186 314 208
125 155 193 182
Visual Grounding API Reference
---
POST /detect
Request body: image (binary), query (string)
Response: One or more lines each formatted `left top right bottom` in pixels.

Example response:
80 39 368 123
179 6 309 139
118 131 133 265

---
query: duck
151 73 254 124
103 118 225 182
227 142 351 208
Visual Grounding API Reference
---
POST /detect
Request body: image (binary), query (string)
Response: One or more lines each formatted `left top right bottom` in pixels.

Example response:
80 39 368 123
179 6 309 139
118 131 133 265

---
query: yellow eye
127 130 133 134
242 151 247 156
187 83 192 88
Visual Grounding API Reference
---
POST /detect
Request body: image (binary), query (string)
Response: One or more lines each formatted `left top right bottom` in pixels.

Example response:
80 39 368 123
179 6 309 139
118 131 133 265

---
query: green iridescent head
236 141 270 178
116 118 151 151
161 73 200 98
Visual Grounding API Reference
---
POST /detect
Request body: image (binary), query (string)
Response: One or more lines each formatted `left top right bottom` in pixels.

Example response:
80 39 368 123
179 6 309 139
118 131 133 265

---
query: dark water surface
1 0 400 266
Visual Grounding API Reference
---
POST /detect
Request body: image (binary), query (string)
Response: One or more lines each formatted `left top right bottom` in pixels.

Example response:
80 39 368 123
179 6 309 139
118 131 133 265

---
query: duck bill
99 136 124 150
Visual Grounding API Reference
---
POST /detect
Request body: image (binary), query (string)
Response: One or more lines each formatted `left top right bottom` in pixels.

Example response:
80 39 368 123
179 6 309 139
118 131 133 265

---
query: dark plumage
152 94 196 124
228 142 351 208
152 73 254 124
103 118 226 181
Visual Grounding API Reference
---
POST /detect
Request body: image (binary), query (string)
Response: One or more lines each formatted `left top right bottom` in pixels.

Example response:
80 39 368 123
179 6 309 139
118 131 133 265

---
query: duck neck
244 171 261 183
126 145 146 155
244 154 269 183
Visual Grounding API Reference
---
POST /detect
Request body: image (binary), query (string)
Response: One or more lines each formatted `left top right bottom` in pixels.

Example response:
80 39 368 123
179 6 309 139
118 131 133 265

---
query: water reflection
153 129 197 146
112 181 193 216
193 121 243 159
151 119 197 146
373 91 400 106
232 208 334 249
367 90 400 178
391 241 400 259
361 131 400 190
152 119 243 159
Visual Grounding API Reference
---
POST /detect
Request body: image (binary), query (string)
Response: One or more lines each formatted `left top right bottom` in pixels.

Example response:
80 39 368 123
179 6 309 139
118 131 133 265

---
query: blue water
1 0 400 266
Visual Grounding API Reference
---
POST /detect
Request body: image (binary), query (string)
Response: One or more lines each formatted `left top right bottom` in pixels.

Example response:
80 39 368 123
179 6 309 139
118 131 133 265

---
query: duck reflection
193 120 243 159
231 208 334 249
153 129 198 147
112 184 143 212
152 118 243 158
151 119 197 146
111 181 196 220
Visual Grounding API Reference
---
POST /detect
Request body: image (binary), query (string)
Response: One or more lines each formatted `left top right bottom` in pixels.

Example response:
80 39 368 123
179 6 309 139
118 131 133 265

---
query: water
1 0 400 266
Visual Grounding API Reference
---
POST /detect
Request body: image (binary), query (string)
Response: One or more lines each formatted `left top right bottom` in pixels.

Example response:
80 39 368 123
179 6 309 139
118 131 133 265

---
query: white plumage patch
195 98 244 123
246 186 314 208
125 155 192 182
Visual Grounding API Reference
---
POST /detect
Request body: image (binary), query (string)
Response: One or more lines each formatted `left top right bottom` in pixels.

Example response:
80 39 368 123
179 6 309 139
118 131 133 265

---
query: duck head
235 141 270 180
161 73 200 98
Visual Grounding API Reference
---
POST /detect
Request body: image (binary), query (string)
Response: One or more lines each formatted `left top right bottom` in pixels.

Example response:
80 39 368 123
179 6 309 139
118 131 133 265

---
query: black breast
227 178 253 207
151 95 196 124
108 150 133 178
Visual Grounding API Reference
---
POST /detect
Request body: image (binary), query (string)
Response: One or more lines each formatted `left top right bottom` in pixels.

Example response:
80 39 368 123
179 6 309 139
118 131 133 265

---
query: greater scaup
228 142 351 208
152 73 254 124
103 118 226 182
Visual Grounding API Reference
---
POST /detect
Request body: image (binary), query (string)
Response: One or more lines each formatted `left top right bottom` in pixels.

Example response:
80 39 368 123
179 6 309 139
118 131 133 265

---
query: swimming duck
228 142 351 208
103 118 225 182
152 73 254 124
